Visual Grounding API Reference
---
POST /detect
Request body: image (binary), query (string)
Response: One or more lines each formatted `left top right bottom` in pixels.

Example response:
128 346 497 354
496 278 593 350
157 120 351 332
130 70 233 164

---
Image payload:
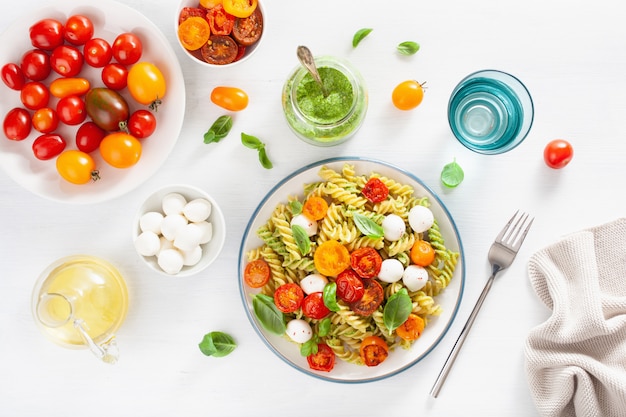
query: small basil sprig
397 41 420 56
300 317 331 356
352 28 373 47
383 288 413 332
292 224 311 255
441 158 464 188
204 115 233 144
353 212 384 239
198 331 237 357
289 200 303 216
252 294 286 335
322 282 340 312
241 132 273 169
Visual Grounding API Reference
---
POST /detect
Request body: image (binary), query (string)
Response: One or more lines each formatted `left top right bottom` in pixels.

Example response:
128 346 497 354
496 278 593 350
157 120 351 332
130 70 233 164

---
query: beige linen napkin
525 218 626 417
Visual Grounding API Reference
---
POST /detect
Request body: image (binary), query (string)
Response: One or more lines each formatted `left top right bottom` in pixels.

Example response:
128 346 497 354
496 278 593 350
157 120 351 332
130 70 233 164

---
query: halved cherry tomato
199 0 223 8
64 15 94 45
201 35 239 65
20 81 50 110
350 247 382 278
83 38 113 68
544 139 573 169
127 109 157 139
313 240 351 277
243 259 271 288
20 49 51 81
302 196 328 221
359 335 389 367
392 80 425 111
76 121 106 153
99 132 142 168
29 18 64 50
335 269 364 303
3 108 32 141
231 7 263 46
361 177 389 203
307 343 335 372
302 292 330 320
127 62 167 108
49 77 90 98
1 63 26 90
112 33 143 66
395 314 425 341
410 240 436 266
56 96 87 125
179 7 207 24
207 5 235 35
223 0 257 18
349 278 384 316
210 86 248 111
32 134 66 160
32 107 59 133
178 16 211 51
56 150 99 185
50 45 84 77
273 283 304 313
101 63 128 90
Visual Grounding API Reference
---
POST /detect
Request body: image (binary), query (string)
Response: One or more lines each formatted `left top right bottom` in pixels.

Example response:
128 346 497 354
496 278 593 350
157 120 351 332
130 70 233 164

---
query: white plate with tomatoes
0 0 185 204
238 157 465 382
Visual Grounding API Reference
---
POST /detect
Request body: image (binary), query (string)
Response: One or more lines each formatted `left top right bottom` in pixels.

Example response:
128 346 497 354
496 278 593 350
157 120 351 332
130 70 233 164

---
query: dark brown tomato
232 8 263 46
349 278 384 316
201 35 238 65
85 88 130 131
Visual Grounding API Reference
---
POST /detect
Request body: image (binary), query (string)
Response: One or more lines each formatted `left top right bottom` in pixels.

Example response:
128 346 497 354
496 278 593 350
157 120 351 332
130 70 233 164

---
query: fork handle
430 271 498 398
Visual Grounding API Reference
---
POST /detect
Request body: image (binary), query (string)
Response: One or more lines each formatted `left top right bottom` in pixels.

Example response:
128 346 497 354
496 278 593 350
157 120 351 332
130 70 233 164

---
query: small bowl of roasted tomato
176 0 264 67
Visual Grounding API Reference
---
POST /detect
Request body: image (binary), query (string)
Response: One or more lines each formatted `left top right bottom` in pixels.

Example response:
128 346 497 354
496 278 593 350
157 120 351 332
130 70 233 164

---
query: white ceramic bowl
175 0 265 68
133 184 226 277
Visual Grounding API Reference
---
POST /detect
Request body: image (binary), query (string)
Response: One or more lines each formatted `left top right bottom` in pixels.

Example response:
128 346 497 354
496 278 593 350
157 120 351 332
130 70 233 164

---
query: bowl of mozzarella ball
133 184 226 276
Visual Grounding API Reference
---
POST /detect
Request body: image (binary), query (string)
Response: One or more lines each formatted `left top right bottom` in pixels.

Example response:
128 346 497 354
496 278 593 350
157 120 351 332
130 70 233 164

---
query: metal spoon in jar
297 45 328 97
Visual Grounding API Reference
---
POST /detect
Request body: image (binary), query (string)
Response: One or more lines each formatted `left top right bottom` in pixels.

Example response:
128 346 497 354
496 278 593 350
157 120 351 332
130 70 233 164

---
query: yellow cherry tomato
127 62 167 109
99 132 142 168
391 80 425 111
210 86 249 111
177 16 210 51
49 77 90 98
56 150 99 185
199 0 223 9
222 0 257 18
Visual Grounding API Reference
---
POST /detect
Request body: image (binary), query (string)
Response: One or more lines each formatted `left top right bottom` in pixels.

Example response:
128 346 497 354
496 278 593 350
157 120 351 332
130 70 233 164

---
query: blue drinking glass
448 70 534 154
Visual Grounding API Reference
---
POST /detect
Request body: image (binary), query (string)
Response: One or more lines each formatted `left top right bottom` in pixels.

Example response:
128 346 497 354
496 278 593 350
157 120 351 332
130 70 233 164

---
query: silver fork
430 210 534 398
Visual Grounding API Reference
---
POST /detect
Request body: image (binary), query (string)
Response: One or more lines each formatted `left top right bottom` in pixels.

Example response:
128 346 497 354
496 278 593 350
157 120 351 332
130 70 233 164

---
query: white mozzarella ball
286 319 313 343
408 205 434 233
158 236 174 255
139 211 164 234
300 273 328 295
134 231 161 257
377 258 405 283
173 223 203 252
160 214 188 241
183 198 212 223
162 193 187 216
402 265 429 292
290 213 318 237
181 245 203 266
194 221 213 244
382 214 406 241
157 248 184 275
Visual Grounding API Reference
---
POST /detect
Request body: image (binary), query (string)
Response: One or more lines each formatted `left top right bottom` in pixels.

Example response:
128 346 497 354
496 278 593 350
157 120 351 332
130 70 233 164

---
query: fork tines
497 210 534 249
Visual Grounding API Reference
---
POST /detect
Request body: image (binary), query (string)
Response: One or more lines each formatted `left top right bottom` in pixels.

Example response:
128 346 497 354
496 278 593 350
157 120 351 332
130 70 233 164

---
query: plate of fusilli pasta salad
238 157 465 382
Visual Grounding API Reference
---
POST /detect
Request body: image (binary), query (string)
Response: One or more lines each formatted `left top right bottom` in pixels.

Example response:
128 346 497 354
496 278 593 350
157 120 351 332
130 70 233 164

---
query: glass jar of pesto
282 56 368 146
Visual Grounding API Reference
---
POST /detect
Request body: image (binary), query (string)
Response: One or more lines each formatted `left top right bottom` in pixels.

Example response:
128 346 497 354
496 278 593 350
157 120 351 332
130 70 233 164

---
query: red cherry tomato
544 139 574 169
32 107 59 133
50 45 84 77
32 133 66 160
306 343 335 372
20 81 50 110
64 15 94 45
207 4 235 35
20 49 51 81
2 63 26 90
3 107 32 141
361 177 389 203
75 121 106 153
56 96 86 125
359 335 389 367
349 279 384 316
302 292 331 320
29 18 65 50
83 38 112 68
335 269 365 303
273 283 304 313
101 63 128 90
350 247 383 279
112 33 142 65
127 109 157 139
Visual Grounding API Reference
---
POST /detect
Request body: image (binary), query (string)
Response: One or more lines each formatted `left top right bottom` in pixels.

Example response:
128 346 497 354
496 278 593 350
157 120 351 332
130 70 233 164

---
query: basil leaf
292 224 311 255
397 41 420 56
352 28 373 47
204 115 233 144
252 294 286 335
198 331 237 357
322 282 340 312
301 337 318 356
289 200 303 216
441 158 464 188
383 288 413 332
318 317 331 337
258 147 273 169
241 132 262 149
353 212 384 239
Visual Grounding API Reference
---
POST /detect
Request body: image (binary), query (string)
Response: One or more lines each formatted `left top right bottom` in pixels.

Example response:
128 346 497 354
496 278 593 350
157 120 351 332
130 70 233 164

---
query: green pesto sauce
295 67 354 124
